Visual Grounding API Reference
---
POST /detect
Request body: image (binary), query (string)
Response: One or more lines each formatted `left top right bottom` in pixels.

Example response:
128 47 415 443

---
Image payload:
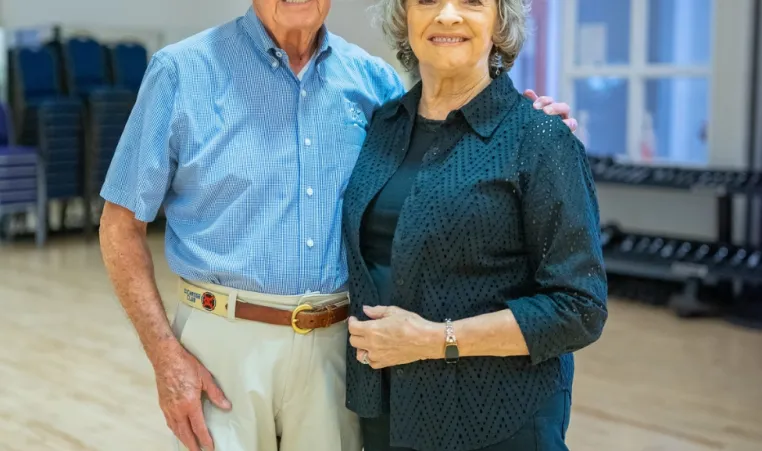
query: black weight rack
589 156 762 321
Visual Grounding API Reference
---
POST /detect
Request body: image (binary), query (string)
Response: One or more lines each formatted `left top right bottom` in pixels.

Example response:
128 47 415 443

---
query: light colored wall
1 0 246 32
325 0 408 82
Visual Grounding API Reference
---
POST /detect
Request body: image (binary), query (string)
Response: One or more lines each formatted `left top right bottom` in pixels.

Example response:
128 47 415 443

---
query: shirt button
301 89 307 97
271 61 279 68
304 138 312 146
306 239 314 248
306 187 314 196
275 51 283 57
396 278 404 286
396 368 404 376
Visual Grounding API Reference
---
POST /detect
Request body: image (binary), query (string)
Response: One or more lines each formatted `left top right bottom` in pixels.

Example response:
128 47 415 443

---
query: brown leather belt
237 302 349 333
178 280 349 334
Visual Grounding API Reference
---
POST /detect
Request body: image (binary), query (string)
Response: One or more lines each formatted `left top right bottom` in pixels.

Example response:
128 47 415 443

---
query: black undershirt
359 114 444 399
360 114 444 306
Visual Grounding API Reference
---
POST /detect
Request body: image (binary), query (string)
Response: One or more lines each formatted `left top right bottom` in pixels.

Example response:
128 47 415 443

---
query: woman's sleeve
505 115 608 366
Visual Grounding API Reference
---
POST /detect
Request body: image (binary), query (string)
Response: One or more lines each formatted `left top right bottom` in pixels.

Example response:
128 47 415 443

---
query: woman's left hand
348 305 442 369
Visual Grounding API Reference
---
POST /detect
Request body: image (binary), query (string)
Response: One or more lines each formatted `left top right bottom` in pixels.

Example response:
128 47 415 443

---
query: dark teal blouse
341 73 608 451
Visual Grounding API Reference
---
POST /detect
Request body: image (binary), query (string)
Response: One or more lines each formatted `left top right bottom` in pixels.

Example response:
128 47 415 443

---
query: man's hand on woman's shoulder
524 89 578 133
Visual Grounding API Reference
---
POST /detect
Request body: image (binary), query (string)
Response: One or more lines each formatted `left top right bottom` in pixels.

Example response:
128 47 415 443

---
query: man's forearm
100 208 179 368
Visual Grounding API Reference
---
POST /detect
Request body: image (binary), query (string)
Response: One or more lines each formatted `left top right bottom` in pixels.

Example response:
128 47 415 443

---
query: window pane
648 0 713 65
644 78 709 165
574 78 628 157
576 0 631 65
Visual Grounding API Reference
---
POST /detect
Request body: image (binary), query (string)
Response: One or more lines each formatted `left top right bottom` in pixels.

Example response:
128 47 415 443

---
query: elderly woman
341 1 608 450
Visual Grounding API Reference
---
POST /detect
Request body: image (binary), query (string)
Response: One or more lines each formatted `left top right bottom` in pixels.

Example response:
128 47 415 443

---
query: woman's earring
399 41 414 70
490 51 503 75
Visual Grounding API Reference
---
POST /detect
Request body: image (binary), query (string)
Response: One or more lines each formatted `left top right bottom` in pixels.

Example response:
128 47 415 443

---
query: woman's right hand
348 305 443 369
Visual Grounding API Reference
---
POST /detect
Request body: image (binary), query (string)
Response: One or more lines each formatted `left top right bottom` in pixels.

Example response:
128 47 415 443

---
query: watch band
444 319 459 363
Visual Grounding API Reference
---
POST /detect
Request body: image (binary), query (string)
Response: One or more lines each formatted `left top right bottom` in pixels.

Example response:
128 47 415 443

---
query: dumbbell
692 244 711 262
674 242 693 260
730 172 748 189
746 172 762 191
619 235 637 253
675 171 696 187
630 167 652 184
712 246 730 264
647 238 664 255
730 248 747 266
600 225 619 247
603 164 624 181
634 237 652 253
653 168 675 184
746 251 762 269
659 240 677 259
591 157 613 177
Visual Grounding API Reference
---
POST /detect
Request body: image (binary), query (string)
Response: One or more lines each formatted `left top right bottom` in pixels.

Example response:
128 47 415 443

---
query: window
511 0 715 166
554 0 714 165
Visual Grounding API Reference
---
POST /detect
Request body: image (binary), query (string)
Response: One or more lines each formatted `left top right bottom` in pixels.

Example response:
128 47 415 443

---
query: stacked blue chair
13 43 84 238
87 90 133 195
64 36 136 238
37 100 85 201
14 46 63 145
0 104 47 246
64 36 110 97
110 42 149 93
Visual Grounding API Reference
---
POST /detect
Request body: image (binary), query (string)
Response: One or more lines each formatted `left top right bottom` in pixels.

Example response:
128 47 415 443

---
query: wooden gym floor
1 232 761 451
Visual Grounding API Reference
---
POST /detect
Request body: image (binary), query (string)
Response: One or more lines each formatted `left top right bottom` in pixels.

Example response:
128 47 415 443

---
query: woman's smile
428 34 470 46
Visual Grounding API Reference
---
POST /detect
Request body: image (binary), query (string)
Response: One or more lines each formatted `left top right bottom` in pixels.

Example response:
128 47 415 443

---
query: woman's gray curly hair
373 0 530 77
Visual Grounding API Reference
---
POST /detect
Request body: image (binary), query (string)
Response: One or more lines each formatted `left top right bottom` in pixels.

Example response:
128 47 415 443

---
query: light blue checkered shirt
101 7 406 295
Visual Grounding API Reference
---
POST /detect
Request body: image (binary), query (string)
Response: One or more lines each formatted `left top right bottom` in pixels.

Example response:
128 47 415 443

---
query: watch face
445 344 459 363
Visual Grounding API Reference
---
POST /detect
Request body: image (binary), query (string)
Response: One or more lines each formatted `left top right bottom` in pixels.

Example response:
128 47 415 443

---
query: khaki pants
171 279 361 451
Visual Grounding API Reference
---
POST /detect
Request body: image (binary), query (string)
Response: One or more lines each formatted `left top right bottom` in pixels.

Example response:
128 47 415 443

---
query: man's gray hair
373 0 530 77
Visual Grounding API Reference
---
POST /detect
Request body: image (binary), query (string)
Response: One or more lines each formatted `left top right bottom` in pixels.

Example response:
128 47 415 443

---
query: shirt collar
241 6 333 69
384 72 520 138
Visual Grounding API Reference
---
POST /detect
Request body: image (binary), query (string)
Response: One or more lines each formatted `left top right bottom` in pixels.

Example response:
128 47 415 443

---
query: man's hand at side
154 338 231 451
99 201 231 451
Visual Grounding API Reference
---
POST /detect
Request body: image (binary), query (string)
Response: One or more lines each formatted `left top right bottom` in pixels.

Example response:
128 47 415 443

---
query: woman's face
406 0 498 76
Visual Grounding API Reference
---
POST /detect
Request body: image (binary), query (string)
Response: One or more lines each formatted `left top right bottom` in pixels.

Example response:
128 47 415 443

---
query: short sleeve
100 53 179 222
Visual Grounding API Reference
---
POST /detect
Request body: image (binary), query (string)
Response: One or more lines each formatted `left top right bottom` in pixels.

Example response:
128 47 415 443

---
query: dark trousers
361 390 571 451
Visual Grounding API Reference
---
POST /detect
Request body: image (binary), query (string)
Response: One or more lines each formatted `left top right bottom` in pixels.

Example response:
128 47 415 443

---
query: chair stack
14 46 63 146
110 42 149 93
64 37 139 237
9 34 148 239
0 104 47 246
38 100 84 201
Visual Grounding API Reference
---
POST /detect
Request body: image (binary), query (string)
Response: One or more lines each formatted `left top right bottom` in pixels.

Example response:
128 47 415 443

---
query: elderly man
99 1 575 451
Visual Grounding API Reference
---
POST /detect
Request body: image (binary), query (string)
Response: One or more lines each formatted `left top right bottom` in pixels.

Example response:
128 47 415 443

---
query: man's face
253 0 331 36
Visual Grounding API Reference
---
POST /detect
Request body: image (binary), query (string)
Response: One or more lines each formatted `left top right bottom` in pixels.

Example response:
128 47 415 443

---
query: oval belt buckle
291 304 314 334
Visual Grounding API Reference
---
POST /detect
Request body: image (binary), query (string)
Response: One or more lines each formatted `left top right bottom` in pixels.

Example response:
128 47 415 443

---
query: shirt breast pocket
340 99 369 147
340 123 367 148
